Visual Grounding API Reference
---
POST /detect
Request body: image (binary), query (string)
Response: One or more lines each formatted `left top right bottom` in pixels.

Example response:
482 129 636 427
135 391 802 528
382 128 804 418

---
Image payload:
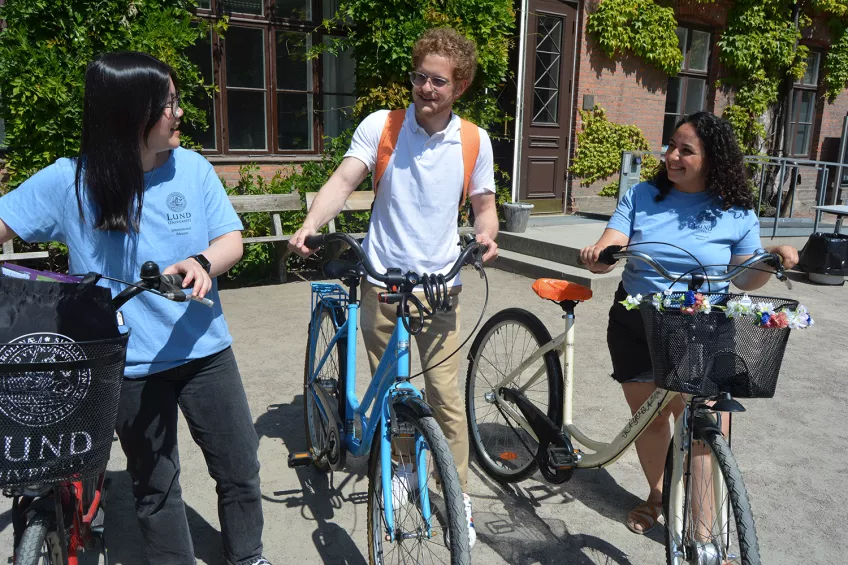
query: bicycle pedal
287 452 313 468
548 447 581 469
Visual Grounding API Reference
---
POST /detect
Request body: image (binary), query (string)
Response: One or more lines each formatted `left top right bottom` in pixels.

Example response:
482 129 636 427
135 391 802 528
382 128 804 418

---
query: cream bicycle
465 246 808 565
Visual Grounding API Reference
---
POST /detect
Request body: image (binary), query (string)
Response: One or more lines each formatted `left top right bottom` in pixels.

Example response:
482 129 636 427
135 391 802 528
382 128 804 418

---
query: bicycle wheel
664 415 760 565
303 304 347 471
14 512 62 565
367 410 470 565
466 308 563 482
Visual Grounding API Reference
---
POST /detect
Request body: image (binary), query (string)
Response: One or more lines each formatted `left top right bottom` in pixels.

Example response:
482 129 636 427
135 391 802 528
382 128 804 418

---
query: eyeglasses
165 93 181 115
409 71 452 90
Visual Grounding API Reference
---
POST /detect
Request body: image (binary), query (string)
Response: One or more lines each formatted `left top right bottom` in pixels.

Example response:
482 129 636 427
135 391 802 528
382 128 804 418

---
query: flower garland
621 291 814 329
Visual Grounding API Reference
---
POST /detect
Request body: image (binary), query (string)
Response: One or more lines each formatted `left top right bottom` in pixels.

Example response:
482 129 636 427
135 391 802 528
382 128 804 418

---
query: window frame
787 51 821 158
190 0 353 157
662 25 712 146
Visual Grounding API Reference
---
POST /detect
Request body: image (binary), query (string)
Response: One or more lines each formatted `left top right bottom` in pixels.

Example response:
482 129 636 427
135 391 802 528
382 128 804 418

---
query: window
662 27 710 146
184 0 355 155
788 52 820 157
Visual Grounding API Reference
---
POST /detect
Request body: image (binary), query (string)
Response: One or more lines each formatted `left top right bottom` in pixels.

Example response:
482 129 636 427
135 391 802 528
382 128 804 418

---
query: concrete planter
503 202 534 233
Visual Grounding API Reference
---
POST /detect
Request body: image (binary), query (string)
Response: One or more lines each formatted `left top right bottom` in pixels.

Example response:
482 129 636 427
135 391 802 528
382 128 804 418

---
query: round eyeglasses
409 71 452 90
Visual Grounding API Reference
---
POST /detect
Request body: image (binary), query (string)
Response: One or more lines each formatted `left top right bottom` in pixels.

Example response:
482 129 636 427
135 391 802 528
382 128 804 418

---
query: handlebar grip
598 245 624 265
161 273 184 286
304 235 326 250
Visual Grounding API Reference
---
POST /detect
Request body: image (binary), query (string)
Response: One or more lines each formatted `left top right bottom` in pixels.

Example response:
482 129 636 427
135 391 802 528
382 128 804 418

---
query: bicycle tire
303 304 347 471
465 308 563 482
367 410 470 565
664 415 760 565
14 512 62 565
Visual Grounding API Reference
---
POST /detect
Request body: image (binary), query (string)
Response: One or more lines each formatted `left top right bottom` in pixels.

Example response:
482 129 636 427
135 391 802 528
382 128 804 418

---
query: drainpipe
511 0 531 203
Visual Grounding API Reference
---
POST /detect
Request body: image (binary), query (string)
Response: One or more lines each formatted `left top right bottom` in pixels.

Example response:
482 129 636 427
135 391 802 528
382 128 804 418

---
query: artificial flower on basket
620 290 814 329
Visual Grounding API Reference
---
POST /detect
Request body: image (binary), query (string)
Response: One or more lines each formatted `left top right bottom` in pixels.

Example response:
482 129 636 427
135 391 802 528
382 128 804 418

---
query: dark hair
652 112 753 211
75 51 175 232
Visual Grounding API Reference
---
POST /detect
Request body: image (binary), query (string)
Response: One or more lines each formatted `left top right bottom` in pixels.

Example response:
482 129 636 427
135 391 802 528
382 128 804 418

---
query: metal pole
835 113 848 206
618 151 632 201
773 160 787 239
510 0 531 203
757 163 767 218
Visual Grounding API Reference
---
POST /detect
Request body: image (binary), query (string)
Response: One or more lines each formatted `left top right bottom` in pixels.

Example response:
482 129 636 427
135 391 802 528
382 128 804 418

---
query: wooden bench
0 240 49 262
228 194 301 282
305 191 375 235
305 191 375 258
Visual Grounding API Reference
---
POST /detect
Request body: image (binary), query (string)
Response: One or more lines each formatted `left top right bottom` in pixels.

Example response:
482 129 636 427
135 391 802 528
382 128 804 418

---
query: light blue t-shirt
607 182 761 296
0 147 243 378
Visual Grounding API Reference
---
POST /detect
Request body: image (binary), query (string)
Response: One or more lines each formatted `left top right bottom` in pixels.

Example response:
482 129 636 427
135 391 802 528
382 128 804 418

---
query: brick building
2 0 847 219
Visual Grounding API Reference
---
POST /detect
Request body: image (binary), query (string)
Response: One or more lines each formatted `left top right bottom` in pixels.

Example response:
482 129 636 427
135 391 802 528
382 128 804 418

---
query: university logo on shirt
165 192 192 234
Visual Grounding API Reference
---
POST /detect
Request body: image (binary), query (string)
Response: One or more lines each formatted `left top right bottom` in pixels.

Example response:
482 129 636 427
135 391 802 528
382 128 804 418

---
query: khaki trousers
359 281 469 491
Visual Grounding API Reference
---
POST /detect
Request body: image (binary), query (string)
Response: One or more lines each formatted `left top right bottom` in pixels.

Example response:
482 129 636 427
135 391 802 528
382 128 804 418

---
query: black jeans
115 347 264 565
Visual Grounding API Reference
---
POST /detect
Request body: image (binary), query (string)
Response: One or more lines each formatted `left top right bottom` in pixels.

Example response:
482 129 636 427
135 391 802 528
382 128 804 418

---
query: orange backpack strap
373 109 406 191
458 119 480 207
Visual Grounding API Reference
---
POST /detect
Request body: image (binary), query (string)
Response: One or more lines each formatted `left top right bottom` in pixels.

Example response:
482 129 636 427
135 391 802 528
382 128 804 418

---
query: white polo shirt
345 104 495 287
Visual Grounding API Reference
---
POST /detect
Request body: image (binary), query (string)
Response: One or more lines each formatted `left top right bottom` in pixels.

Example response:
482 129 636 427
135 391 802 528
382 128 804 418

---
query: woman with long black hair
0 51 269 565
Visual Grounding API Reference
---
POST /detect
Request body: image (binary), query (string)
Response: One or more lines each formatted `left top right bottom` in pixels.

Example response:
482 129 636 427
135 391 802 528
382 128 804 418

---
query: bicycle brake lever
775 269 793 290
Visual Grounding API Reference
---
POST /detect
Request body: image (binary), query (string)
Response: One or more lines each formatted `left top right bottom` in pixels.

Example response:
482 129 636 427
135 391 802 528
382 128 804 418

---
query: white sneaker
463 492 476 549
391 463 416 513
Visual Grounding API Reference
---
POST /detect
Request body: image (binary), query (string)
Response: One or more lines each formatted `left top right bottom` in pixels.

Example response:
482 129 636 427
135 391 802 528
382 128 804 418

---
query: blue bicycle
288 233 482 565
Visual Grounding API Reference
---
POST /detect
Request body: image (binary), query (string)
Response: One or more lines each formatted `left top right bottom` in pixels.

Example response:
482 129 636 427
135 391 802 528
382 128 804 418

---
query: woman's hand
580 244 617 274
163 258 212 299
766 245 799 270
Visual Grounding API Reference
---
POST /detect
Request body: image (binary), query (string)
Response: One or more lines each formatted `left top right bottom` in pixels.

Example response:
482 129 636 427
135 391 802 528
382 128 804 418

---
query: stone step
491 249 622 297
498 223 607 268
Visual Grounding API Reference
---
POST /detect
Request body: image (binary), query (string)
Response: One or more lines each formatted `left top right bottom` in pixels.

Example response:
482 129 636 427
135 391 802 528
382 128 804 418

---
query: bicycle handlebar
597 245 785 287
108 261 215 309
304 232 484 290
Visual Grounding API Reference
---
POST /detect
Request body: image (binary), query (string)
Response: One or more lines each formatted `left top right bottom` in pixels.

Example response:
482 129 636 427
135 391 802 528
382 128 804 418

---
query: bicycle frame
488 306 678 468
306 282 432 540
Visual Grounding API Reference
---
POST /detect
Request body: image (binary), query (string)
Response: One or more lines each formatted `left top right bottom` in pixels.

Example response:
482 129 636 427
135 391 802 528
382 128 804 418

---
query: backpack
372 109 480 207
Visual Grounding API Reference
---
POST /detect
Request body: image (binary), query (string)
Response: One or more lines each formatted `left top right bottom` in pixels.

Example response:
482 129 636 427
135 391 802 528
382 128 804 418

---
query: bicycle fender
392 395 434 421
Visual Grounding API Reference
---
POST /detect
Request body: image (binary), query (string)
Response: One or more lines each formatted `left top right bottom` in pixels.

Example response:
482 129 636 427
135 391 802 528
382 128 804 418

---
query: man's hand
288 225 320 258
475 232 498 263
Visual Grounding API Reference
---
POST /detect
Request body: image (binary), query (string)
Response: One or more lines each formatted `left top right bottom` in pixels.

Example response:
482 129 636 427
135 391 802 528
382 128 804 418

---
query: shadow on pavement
255 397 368 565
471 462 650 564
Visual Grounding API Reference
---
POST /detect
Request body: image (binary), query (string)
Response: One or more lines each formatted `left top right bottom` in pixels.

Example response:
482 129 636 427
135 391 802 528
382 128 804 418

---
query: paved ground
2 268 846 564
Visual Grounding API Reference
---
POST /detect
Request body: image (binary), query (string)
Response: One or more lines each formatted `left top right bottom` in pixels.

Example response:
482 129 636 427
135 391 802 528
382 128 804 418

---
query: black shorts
607 282 655 384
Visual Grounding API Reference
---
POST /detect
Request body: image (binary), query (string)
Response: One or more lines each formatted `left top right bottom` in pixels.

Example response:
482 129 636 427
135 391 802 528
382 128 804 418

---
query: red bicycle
1 261 212 565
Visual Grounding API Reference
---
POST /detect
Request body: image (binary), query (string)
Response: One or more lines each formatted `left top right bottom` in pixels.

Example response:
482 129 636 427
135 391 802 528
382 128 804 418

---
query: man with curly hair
290 27 499 549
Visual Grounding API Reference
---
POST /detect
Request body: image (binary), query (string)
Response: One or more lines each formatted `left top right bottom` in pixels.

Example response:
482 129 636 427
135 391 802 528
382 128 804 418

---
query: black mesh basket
0 334 128 488
640 293 798 398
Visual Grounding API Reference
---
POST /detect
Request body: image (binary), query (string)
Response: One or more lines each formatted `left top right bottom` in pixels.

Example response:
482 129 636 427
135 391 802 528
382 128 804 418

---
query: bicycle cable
407 265 490 380
614 240 712 292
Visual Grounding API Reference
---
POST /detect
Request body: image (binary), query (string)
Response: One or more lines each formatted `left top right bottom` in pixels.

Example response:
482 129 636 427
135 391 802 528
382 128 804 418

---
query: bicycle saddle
532 278 593 302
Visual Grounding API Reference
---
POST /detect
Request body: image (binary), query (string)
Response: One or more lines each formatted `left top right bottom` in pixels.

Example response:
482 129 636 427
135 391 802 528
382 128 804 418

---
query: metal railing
617 151 847 238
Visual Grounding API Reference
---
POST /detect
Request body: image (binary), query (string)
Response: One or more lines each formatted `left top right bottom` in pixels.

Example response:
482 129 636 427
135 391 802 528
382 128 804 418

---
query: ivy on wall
570 105 661 197
587 0 848 155
315 0 515 130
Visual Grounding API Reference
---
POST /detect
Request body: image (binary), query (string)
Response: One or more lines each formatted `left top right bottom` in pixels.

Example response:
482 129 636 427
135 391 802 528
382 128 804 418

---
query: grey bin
503 202 534 233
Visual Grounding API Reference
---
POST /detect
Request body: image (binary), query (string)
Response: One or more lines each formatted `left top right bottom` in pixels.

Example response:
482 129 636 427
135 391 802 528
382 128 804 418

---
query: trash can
798 232 848 285
503 202 534 233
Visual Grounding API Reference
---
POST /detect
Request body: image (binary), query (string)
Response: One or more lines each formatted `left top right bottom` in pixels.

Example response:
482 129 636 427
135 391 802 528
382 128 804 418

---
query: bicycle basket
640 293 798 398
0 275 126 488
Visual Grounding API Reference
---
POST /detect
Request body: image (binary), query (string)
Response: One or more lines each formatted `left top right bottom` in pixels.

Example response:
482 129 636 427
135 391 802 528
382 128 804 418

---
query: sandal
626 500 663 535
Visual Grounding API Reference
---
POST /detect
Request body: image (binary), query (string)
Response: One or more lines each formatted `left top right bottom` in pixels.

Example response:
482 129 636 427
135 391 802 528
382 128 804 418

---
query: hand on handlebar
163 259 212 299
579 244 619 274
288 225 320 258
475 232 498 263
765 245 798 270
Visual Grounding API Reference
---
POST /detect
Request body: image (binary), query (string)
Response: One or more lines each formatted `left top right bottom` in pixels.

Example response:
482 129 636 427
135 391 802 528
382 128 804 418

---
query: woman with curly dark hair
579 112 798 535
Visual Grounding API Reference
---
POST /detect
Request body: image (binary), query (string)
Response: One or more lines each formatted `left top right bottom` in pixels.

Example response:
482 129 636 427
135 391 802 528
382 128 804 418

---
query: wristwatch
189 253 211 274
